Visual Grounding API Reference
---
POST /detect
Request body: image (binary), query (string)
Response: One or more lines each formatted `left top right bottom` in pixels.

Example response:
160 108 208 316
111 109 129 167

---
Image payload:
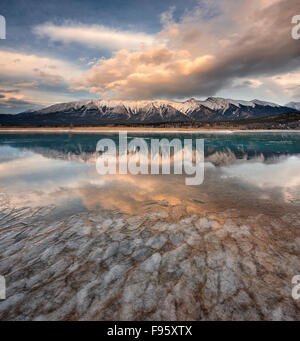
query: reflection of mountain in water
1 133 299 166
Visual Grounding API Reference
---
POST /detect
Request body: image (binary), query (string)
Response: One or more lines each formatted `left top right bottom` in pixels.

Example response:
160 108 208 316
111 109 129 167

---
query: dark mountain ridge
0 97 298 127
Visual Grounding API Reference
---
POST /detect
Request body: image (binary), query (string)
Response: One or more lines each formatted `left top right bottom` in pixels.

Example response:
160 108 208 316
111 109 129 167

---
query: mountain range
0 97 298 126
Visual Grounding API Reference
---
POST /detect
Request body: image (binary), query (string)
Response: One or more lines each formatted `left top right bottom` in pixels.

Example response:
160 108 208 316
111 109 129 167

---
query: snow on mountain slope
199 97 254 110
286 102 300 111
198 97 281 111
9 97 297 125
252 99 280 108
36 97 281 115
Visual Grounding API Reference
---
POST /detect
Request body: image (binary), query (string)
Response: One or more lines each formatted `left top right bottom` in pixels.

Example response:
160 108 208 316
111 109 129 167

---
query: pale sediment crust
0 197 299 321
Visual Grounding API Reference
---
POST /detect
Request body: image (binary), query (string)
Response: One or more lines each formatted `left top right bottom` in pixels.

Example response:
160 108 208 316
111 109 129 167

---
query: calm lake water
0 132 300 320
0 132 299 218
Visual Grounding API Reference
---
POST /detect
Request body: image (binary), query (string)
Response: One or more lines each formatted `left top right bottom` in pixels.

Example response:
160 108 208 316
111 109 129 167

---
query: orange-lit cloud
73 46 216 98
72 0 300 100
0 50 86 111
2 0 299 110
0 50 81 82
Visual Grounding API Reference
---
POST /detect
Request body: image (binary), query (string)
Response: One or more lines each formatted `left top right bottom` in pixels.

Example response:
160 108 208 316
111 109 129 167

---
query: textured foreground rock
0 195 299 320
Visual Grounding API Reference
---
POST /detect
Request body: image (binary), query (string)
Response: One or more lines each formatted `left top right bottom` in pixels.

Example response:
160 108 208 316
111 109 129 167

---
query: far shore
0 127 300 133
0 126 237 131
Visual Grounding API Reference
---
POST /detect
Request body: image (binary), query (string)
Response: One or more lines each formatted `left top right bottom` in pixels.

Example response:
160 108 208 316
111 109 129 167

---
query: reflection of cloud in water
0 146 33 164
76 174 200 216
76 156 300 216
0 151 100 208
0 143 299 216
220 156 300 203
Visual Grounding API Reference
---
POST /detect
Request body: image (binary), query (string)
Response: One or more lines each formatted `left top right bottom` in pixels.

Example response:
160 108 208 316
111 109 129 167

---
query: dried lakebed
0 197 299 320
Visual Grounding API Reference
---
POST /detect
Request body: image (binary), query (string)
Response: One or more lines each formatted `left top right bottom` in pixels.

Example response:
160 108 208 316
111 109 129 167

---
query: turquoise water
1 132 300 156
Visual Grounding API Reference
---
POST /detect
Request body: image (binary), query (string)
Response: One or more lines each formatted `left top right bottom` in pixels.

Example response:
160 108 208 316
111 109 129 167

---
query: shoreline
1 127 300 134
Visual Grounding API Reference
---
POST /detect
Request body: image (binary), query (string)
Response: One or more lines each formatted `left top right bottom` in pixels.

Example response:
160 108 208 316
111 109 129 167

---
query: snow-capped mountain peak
252 99 280 108
199 97 280 111
199 97 254 110
10 96 297 125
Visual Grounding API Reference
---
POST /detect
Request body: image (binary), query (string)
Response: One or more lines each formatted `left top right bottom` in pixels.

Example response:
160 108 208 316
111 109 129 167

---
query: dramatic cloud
73 46 217 98
73 0 300 100
33 23 158 51
2 0 299 112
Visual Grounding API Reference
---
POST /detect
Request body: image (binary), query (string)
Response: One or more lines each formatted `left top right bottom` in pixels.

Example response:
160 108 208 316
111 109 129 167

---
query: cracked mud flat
0 194 299 321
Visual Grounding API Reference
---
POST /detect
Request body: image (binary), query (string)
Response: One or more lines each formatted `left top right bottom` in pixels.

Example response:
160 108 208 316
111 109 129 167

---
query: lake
0 131 299 320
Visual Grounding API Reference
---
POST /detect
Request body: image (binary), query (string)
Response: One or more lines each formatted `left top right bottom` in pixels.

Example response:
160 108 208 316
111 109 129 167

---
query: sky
0 0 299 114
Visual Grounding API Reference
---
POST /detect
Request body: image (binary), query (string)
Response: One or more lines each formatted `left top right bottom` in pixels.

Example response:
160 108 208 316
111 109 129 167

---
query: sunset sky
0 0 299 113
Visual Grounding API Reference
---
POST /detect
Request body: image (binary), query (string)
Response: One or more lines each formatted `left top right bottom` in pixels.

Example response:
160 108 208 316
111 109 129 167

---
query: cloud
0 98 35 106
74 46 217 98
270 71 300 100
14 81 39 88
0 50 82 84
233 79 263 89
0 50 88 113
221 156 300 203
2 0 299 110
33 23 158 51
0 87 36 112
0 88 20 93
0 87 37 109
0 97 37 110
73 0 300 100
271 71 300 88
